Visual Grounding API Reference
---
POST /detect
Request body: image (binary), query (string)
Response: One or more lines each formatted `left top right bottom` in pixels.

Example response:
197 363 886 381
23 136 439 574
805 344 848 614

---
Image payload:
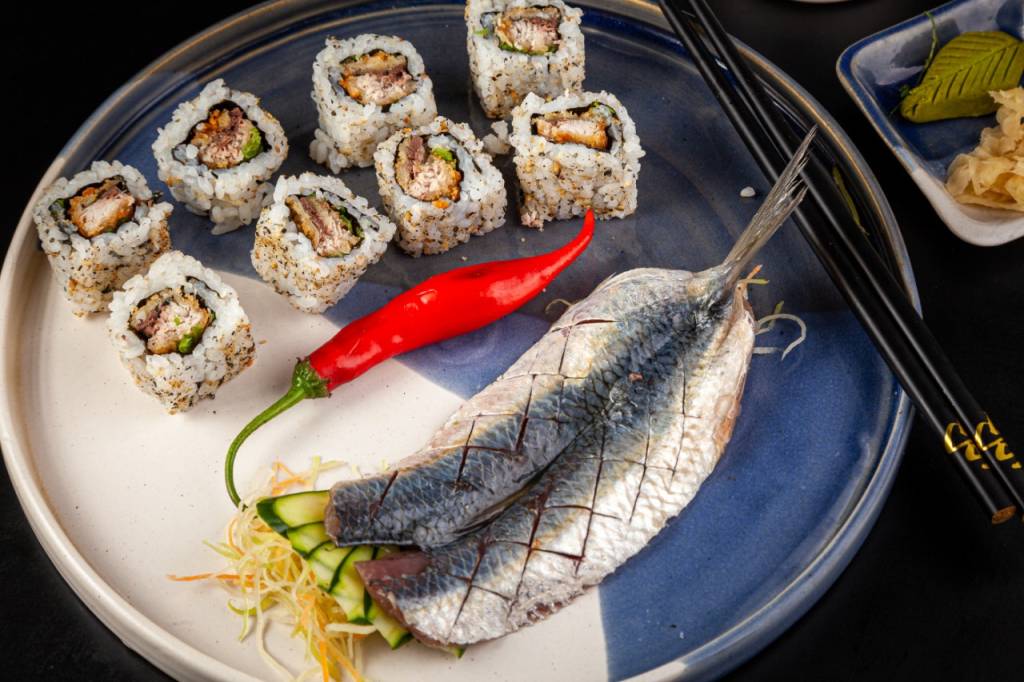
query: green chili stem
225 359 329 507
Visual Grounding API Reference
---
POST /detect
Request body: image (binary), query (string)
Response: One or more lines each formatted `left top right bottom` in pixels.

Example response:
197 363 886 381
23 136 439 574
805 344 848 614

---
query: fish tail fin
721 128 814 285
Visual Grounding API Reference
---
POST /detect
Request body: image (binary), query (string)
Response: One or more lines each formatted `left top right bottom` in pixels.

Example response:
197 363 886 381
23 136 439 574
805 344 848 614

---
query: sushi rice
510 90 643 228
32 160 172 317
466 0 585 119
374 116 507 256
152 79 288 234
108 251 256 414
252 173 396 314
310 35 437 172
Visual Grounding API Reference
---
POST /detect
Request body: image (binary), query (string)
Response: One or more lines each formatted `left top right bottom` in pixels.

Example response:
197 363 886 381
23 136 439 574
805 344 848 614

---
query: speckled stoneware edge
837 0 1024 246
0 1 917 680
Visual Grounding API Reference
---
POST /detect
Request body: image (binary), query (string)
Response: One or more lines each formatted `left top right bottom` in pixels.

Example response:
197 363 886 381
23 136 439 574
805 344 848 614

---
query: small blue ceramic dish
837 0 1024 246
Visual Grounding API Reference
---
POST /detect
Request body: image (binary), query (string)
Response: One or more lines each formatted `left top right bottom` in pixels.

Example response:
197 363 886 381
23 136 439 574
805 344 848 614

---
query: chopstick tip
991 505 1017 525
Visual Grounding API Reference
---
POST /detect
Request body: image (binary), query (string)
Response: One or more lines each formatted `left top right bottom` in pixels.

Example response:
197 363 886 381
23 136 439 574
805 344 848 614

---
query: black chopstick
672 0 1024 521
678 0 1024 516
659 0 1024 523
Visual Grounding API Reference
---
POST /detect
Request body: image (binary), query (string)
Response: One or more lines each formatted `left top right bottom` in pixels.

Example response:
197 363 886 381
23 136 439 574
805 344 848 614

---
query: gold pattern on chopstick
973 416 1019 466
944 421 980 462
944 418 1020 470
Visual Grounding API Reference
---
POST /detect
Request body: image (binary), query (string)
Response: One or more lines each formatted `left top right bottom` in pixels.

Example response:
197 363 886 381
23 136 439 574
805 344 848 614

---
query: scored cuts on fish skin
326 132 813 649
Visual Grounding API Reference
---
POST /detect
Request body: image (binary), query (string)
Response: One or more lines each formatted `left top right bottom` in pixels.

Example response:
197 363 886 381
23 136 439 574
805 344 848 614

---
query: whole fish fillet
351 132 813 648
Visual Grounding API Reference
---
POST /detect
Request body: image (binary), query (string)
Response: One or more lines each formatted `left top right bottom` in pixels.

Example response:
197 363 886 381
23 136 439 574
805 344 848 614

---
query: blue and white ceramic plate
837 0 1024 246
0 1 916 680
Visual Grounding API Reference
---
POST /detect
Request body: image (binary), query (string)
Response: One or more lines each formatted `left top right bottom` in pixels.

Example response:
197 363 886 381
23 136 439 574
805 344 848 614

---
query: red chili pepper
225 211 595 505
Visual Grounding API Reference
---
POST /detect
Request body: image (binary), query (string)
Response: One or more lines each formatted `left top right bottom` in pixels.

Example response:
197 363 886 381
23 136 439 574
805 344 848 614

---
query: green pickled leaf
900 31 1024 123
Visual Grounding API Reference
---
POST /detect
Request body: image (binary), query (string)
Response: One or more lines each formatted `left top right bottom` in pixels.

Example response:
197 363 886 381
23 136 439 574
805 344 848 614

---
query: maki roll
252 173 396 313
152 79 288 234
510 90 643 229
32 161 172 316
374 116 507 256
108 251 256 413
467 0 585 119
310 35 437 173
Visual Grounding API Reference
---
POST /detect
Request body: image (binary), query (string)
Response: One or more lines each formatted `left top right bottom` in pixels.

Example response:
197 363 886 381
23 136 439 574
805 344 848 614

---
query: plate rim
835 0 1024 247
0 1 916 680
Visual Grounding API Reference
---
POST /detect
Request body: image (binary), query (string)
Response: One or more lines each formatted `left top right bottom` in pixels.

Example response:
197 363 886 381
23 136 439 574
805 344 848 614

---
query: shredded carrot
273 461 299 478
271 475 306 495
319 640 330 682
172 457 370 681
167 572 239 582
331 643 363 682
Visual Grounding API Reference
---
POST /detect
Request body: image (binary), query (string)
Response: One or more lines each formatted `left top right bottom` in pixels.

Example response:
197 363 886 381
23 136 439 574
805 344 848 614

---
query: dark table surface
2 0 1022 679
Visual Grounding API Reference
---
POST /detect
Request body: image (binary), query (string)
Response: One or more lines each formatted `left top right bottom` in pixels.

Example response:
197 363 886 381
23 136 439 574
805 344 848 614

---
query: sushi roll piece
466 0 585 119
152 79 288 235
252 173 396 313
310 35 437 173
374 116 507 256
510 90 644 229
108 251 256 413
32 160 172 317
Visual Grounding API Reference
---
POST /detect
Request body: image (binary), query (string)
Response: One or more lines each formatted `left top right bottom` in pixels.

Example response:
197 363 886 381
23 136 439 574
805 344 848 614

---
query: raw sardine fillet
351 132 814 648
326 245 673 548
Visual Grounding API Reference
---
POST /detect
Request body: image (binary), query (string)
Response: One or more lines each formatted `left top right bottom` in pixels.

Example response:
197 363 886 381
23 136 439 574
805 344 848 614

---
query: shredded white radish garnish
169 459 367 682
754 309 808 360
544 297 575 316
327 623 379 636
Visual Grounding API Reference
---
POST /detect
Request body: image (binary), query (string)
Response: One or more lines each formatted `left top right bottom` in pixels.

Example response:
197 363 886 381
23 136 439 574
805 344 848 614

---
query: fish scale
356 274 756 647
349 131 814 648
324 270 696 548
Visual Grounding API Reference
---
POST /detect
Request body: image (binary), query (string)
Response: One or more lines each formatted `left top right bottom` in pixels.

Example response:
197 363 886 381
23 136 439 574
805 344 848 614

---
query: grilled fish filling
130 287 213 355
286 193 364 258
339 50 417 107
533 102 620 151
489 6 561 55
187 101 264 170
51 176 137 239
395 135 462 203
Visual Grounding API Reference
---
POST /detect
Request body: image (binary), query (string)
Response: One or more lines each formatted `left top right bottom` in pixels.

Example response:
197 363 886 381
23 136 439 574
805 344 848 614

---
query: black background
2 1 1022 680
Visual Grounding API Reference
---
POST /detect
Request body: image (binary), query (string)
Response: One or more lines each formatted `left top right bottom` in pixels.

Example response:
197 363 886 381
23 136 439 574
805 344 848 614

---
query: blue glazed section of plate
837 0 1024 246
601 312 893 680
26 1 914 680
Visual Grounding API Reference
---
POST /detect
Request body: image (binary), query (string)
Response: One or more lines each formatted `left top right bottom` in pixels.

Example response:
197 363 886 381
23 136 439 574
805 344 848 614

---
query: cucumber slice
365 545 412 648
369 601 412 649
286 522 331 557
308 543 353 592
256 490 329 533
331 545 375 624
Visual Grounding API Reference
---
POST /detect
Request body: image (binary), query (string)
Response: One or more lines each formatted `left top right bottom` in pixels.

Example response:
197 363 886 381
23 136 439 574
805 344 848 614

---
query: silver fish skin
354 132 814 648
325 253 681 547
